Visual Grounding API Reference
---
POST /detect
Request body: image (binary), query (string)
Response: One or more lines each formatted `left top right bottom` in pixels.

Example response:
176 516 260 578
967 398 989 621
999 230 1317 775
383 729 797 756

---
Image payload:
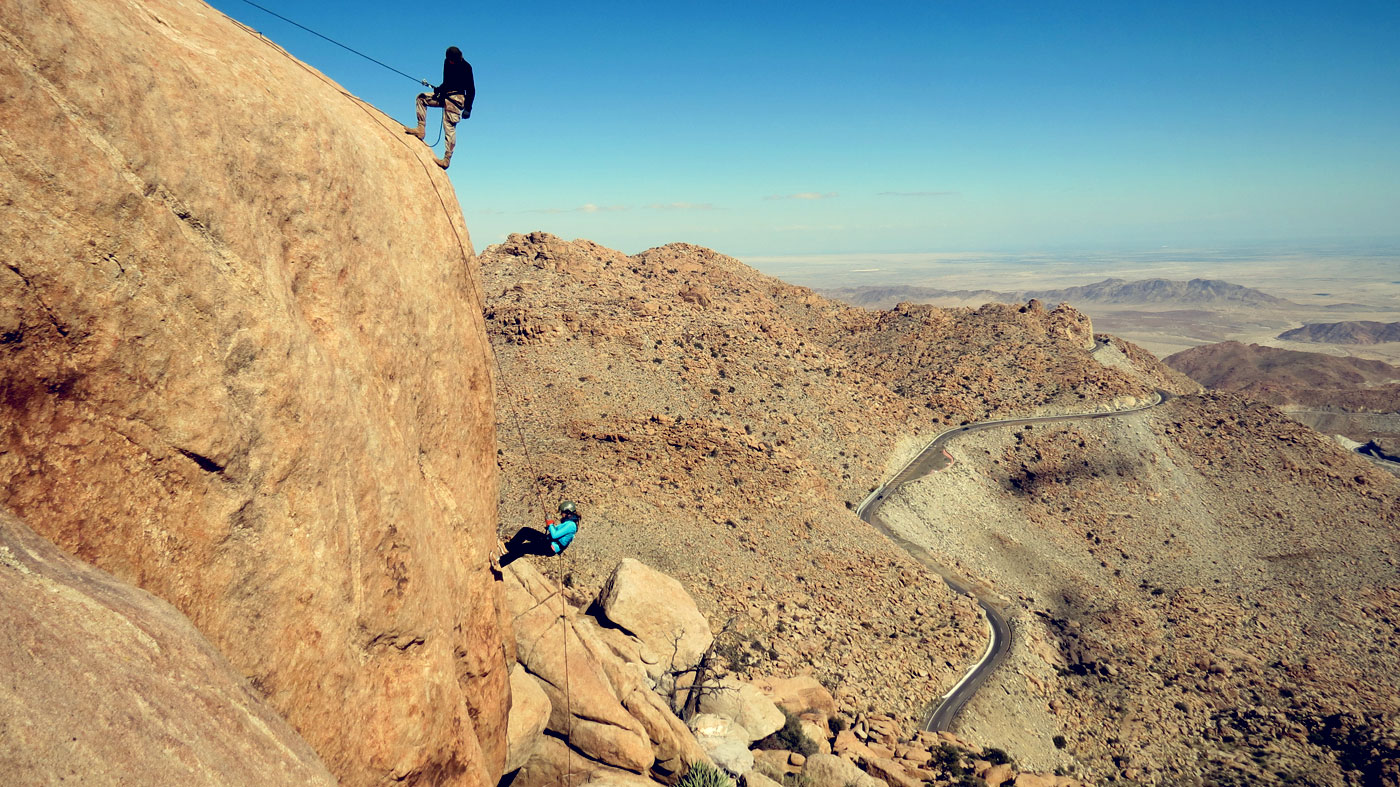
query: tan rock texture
0 1 505 785
0 509 336 785
507 665 553 775
696 677 786 742
505 557 712 785
507 561 656 775
600 557 714 673
752 676 838 723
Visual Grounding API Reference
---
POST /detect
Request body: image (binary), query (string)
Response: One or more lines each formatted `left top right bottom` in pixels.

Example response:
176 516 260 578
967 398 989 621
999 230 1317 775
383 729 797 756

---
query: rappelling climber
403 45 475 169
494 501 581 570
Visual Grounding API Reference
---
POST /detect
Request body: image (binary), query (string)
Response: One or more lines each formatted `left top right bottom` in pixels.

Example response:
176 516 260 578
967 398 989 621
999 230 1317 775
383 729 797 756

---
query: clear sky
207 0 1399 257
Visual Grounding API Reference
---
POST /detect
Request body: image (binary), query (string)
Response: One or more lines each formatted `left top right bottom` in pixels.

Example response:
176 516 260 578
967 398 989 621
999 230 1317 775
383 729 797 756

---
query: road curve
858 388 1171 732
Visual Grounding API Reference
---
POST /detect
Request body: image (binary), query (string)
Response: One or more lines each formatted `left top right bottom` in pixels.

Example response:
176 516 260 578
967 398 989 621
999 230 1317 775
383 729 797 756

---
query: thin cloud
644 202 718 211
774 224 847 232
528 203 629 214
877 190 959 197
765 192 838 201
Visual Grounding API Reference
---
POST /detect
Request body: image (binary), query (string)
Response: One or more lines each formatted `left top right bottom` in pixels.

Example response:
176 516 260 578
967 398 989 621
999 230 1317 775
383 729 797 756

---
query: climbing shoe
403 125 425 140
434 156 450 169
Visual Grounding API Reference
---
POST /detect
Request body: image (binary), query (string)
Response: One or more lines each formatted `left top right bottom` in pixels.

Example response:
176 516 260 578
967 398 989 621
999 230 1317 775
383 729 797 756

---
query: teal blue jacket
546 514 579 553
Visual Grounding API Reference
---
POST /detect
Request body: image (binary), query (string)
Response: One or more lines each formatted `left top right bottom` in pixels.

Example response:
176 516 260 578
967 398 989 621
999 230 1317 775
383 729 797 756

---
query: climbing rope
234 0 426 85
558 541 573 787
228 15 575 785
227 18 485 313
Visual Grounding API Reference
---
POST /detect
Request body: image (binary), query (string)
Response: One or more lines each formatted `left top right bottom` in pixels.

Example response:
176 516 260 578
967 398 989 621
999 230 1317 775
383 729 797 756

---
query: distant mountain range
822 277 1296 310
1165 341 1397 390
1278 321 1400 345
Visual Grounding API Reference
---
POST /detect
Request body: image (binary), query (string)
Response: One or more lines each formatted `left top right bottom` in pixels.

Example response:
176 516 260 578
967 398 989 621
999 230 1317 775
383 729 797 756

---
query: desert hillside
880 392 1400 784
0 1 506 784
822 276 1400 363
484 233 1400 785
480 232 1189 722
1164 341 1400 401
1278 320 1400 345
1164 341 1400 453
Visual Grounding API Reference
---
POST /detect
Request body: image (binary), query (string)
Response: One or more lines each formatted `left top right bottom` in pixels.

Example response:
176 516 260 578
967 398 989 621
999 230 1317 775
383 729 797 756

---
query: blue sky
209 0 1400 256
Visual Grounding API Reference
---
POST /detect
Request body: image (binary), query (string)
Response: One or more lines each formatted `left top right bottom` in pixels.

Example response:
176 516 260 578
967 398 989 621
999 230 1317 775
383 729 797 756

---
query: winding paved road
857 387 1171 731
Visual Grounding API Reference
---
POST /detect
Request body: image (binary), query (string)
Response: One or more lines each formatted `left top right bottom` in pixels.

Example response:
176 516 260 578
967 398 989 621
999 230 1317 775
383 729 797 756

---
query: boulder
1013 775 1057 787
506 665 553 774
0 509 335 785
506 562 655 775
753 749 795 775
861 757 920 787
698 677 787 741
689 714 754 777
516 736 659 787
743 770 784 787
798 719 832 754
752 676 839 724
572 614 709 779
702 740 755 778
802 753 883 787
0 1 507 785
597 558 713 672
833 729 875 761
983 763 1014 787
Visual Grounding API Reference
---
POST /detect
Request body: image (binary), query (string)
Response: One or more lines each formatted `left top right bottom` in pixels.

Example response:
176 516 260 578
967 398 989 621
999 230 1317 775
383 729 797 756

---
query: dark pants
499 527 555 568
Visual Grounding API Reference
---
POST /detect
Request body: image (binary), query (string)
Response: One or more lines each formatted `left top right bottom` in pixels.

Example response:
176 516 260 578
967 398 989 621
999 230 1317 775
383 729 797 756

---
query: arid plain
761 246 1400 363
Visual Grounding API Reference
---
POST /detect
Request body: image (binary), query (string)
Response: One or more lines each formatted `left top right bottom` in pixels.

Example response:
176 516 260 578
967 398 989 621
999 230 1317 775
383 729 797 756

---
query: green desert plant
983 746 1012 766
679 762 733 787
755 708 819 756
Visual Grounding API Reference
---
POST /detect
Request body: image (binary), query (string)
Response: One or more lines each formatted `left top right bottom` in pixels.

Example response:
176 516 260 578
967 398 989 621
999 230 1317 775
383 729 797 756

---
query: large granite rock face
0 1 505 785
0 509 336 785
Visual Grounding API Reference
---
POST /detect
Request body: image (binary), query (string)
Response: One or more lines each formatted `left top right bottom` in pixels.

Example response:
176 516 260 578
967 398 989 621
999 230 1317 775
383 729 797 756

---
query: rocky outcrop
0 509 335 784
689 714 756 776
599 558 715 674
0 1 505 785
504 559 710 785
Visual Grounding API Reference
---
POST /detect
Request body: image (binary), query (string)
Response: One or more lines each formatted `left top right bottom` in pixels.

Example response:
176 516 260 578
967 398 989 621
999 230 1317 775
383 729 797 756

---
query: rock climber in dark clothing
404 46 475 169
495 501 581 570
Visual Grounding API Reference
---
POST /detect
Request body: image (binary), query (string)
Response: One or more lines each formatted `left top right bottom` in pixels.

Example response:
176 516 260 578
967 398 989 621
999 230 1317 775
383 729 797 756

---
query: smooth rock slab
506 665 553 775
689 713 754 777
0 509 336 785
0 0 507 784
802 753 883 787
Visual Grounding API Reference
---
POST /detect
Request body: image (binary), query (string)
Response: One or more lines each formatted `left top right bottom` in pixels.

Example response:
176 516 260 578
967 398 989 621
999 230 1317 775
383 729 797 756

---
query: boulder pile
503 558 711 786
500 556 1090 787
